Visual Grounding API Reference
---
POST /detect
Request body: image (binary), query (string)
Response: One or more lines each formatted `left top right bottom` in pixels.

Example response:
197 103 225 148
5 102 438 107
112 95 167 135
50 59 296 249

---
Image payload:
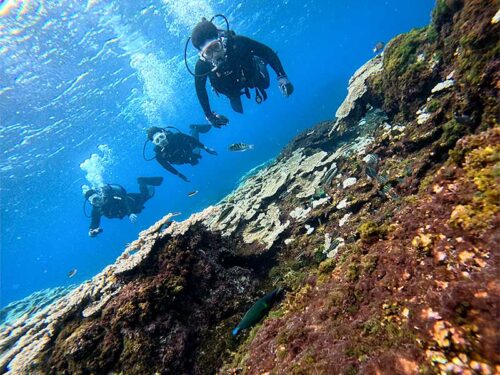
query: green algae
449 143 500 232
357 221 390 242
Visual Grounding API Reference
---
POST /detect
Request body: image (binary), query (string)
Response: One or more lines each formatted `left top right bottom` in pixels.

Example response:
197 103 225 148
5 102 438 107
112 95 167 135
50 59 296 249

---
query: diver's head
191 18 219 50
85 189 104 207
147 127 169 148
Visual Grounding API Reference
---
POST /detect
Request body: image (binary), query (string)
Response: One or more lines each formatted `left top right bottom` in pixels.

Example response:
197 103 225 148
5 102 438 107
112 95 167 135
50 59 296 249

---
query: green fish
232 288 283 336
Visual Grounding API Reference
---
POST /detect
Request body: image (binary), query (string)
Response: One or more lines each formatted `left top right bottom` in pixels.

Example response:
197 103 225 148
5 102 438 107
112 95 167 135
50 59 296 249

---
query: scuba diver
84 177 163 237
144 124 217 182
185 15 294 127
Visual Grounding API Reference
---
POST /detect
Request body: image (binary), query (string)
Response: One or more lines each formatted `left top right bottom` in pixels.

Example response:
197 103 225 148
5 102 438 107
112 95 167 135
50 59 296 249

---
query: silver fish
188 190 198 197
68 269 77 278
373 41 385 53
229 143 254 152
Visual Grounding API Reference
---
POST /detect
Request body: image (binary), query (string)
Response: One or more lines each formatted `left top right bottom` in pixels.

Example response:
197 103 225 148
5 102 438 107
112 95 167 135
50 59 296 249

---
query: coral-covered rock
1 1 498 374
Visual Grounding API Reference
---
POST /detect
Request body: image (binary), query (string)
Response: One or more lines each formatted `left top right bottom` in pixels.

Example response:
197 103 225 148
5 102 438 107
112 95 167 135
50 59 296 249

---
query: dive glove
206 112 229 128
129 214 138 224
278 75 294 97
89 227 103 237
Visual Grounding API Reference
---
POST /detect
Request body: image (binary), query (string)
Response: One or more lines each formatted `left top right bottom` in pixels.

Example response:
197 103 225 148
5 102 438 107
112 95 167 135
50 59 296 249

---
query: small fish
453 112 473 125
373 41 385 53
322 166 338 187
68 269 77 278
365 165 378 180
403 165 413 177
232 288 283 336
363 153 379 166
188 190 198 197
376 174 389 185
380 184 400 200
229 143 254 152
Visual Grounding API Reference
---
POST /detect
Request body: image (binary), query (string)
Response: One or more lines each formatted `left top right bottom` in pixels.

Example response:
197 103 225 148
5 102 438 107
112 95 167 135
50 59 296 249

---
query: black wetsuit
89 184 152 230
194 35 287 116
154 132 206 177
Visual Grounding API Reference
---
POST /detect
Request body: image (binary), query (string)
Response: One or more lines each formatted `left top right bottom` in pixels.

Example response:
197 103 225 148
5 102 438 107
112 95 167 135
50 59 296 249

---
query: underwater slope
0 0 498 373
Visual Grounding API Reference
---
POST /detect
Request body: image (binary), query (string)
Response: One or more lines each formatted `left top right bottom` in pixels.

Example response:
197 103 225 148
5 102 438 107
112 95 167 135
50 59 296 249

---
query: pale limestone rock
323 233 333 253
242 203 289 249
431 79 454 93
416 106 431 124
336 198 350 210
492 9 500 24
327 238 346 258
312 196 330 209
342 177 357 189
339 213 352 227
335 55 384 121
289 206 312 221
305 224 315 235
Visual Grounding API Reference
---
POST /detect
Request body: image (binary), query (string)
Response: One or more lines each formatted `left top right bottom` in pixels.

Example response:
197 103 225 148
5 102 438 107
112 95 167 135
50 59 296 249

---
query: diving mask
152 131 168 147
89 193 104 207
200 38 225 63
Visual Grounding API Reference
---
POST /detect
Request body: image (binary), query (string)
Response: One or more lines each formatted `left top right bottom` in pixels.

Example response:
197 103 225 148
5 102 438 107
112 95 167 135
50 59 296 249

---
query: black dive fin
137 177 164 186
229 95 244 113
189 124 212 134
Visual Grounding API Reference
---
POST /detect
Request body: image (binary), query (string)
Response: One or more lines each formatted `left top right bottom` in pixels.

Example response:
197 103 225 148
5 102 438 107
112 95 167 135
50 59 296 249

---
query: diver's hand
278 75 294 97
129 214 138 224
89 228 103 237
179 173 190 183
205 147 218 156
206 112 229 128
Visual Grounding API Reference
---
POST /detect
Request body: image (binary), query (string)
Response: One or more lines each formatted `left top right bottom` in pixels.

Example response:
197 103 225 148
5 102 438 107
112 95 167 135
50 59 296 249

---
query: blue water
0 0 435 308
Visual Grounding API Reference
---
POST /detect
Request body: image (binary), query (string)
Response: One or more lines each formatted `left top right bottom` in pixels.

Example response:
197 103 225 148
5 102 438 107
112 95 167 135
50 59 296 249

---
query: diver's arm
156 155 189 182
90 206 101 230
195 60 213 117
88 206 103 237
239 36 286 77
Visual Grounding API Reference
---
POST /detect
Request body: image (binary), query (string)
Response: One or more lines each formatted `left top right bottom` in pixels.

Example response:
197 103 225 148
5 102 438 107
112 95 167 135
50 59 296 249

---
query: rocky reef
0 1 498 374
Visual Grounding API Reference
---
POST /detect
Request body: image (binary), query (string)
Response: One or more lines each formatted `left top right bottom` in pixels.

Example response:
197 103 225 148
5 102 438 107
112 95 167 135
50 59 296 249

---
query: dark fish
373 41 385 53
188 190 198 197
229 143 254 152
453 112 473 125
68 269 77 278
365 165 378 180
232 288 283 336
313 187 327 199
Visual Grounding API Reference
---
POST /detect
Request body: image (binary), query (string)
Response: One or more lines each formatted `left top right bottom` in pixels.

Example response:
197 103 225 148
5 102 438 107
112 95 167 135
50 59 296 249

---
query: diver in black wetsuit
84 177 163 237
188 17 294 127
145 124 217 182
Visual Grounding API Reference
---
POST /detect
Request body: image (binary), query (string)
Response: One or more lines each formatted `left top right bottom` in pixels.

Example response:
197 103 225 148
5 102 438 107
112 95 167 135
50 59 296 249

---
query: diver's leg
189 124 212 140
137 177 163 188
